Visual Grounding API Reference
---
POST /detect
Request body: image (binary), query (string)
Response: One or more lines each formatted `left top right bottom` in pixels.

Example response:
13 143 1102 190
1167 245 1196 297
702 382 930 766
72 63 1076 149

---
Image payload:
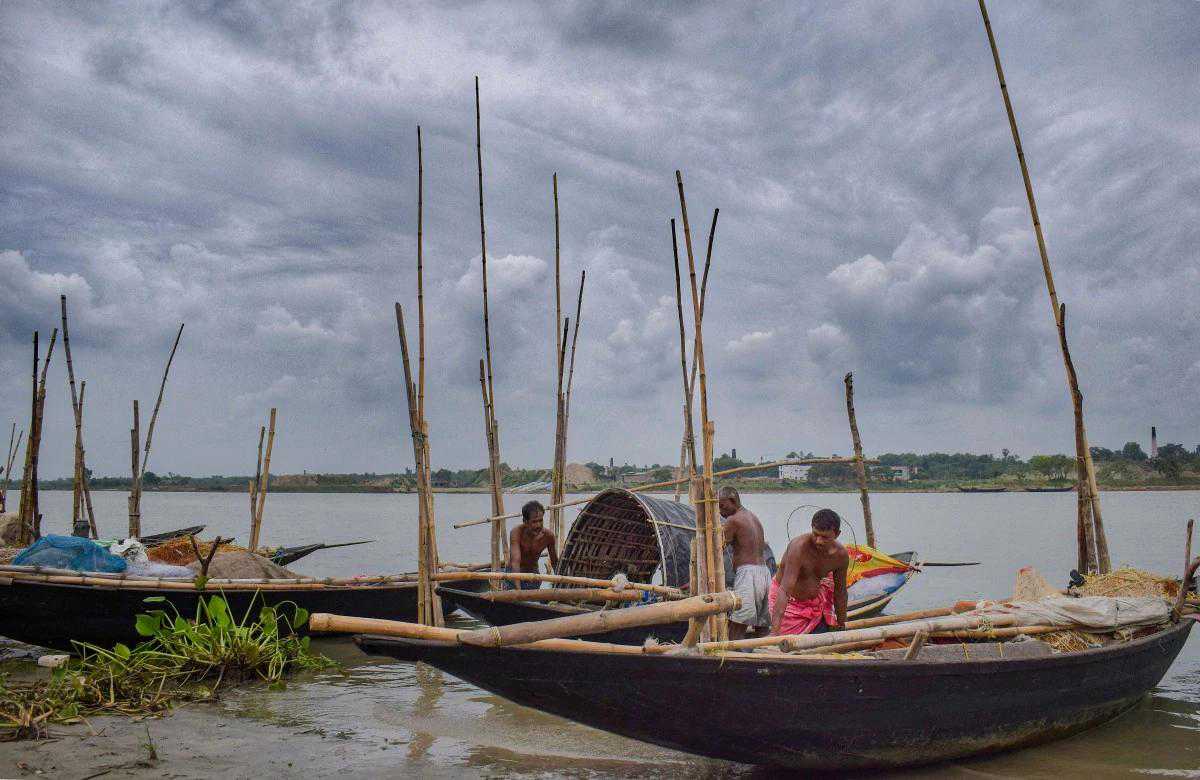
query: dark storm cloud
1 0 1197 480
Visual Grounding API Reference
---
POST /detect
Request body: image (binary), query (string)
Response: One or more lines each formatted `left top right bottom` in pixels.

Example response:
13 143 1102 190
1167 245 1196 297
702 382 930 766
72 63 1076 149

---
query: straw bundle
1074 566 1180 600
147 537 245 565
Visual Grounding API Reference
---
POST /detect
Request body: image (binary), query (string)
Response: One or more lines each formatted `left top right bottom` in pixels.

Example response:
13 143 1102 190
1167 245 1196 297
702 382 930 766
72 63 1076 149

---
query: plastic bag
109 538 150 564
13 534 128 573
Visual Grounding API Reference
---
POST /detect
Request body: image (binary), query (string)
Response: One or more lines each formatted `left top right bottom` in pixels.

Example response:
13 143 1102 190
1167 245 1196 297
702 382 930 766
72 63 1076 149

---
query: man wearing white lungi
718 486 770 639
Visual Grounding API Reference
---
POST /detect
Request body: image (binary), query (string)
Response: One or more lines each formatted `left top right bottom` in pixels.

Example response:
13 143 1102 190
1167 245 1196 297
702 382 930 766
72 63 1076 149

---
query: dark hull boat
957 486 1008 493
138 525 206 547
0 574 457 652
1024 486 1074 493
358 620 1194 771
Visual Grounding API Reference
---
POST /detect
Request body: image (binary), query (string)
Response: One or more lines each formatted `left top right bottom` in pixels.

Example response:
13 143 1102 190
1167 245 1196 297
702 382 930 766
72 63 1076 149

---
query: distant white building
878 465 916 481
778 464 812 481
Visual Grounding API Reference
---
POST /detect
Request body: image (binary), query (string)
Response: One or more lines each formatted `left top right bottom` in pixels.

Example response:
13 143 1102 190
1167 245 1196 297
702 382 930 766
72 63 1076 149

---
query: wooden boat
137 525 206 547
0 565 463 651
957 486 1007 493
268 540 374 567
1024 486 1074 493
439 489 918 640
357 619 1194 770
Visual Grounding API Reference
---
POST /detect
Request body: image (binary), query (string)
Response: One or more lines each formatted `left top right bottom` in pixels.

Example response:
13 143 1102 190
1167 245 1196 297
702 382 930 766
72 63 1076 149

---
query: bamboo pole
249 408 276 551
1 423 20 514
670 220 698 484
433 569 682 598
978 0 1109 572
675 171 724 643
19 329 56 544
711 613 1021 654
1058 303 1100 574
451 456 869 529
843 372 876 548
685 209 718 432
77 381 98 538
550 176 565 546
1175 519 1194 616
250 425 265 534
16 333 38 541
138 323 184 482
460 591 738 647
128 401 140 537
59 296 87 536
129 323 184 535
479 588 642 604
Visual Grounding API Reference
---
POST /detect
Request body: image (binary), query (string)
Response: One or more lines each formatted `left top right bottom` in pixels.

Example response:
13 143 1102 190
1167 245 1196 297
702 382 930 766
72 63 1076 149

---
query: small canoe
957 486 1008 493
137 525 206 547
358 619 1193 770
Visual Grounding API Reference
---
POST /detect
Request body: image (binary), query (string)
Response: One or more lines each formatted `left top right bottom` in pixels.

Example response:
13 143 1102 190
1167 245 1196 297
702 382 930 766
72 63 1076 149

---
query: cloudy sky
2 1 1198 478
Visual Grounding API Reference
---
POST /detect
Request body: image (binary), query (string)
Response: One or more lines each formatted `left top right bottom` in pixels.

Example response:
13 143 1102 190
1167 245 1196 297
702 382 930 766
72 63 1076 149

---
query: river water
11 489 1200 777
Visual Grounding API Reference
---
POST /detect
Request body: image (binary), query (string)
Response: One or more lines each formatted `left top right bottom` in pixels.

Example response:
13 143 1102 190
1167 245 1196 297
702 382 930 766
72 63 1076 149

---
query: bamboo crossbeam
477 588 643 604
431 569 682 598
0 563 475 584
459 591 737 647
451 456 869 530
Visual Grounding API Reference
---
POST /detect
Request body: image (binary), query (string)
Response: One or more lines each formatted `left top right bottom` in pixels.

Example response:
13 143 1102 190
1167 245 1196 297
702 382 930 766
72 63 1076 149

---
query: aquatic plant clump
0 595 334 741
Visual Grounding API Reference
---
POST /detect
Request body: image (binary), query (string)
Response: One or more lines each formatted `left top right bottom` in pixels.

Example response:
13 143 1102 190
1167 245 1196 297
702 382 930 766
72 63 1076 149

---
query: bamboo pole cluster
0 423 23 514
127 324 185 538
59 296 98 539
674 170 725 644
843 372 876 549
17 329 57 544
977 0 1109 575
473 77 508 572
395 125 443 627
548 174 587 553
247 408 277 551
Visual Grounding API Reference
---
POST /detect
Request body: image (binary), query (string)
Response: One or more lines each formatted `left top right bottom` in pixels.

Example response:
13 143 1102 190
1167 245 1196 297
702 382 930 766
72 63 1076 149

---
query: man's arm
507 528 522 582
546 532 559 573
770 562 796 636
832 555 849 630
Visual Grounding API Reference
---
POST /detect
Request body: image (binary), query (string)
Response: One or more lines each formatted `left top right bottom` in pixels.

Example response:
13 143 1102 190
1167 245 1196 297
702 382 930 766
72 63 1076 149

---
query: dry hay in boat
147 536 247 565
1075 566 1180 600
0 546 20 565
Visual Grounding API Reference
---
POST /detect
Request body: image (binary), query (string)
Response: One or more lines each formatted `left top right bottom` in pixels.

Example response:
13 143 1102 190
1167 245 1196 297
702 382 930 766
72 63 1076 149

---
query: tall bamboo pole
550 173 567 548
676 170 725 643
16 334 38 539
843 373 876 549
474 76 506 569
59 295 89 537
1058 304 1098 573
22 329 56 543
77 381 98 539
129 322 185 535
479 361 504 568
670 220 698 480
1 423 20 514
563 273 585 419
249 408 276 552
250 425 265 534
978 0 1109 572
128 400 140 537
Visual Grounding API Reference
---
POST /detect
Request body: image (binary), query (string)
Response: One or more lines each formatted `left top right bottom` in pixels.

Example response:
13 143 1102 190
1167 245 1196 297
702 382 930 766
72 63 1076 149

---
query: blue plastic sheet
13 534 128 573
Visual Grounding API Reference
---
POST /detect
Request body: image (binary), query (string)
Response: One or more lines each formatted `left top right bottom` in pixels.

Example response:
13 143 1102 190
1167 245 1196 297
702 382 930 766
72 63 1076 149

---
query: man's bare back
722 506 766 568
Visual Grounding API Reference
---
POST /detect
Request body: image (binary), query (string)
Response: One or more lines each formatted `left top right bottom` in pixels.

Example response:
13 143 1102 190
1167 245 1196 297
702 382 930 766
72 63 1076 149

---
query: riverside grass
0 594 334 741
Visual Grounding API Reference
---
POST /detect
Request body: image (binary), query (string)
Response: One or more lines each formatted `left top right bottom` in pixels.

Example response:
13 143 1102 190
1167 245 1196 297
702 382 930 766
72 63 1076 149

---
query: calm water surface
21 489 1200 777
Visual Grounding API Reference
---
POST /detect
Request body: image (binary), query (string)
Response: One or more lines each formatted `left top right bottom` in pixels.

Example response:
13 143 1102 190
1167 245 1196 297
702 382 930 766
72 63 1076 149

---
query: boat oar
917 561 982 567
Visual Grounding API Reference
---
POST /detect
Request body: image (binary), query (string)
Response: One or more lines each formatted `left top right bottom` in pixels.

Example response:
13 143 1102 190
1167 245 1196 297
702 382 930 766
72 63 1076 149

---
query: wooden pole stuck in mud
978 0 1109 573
76 381 98 538
249 408 276 552
59 296 97 538
19 329 56 545
249 424 266 539
843 373 876 549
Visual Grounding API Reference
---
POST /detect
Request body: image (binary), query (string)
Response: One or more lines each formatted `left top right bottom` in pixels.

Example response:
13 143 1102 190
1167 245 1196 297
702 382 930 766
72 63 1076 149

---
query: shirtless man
768 508 849 635
718 486 770 639
506 500 559 590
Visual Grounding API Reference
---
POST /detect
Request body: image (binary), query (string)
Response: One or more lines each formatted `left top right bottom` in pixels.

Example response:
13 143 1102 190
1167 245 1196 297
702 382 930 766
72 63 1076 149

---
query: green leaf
293 608 309 628
143 596 167 603
114 643 131 660
135 614 161 637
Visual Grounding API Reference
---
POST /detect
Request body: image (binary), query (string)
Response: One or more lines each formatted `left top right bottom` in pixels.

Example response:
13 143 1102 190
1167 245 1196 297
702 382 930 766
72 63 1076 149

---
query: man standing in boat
768 508 849 635
718 486 771 639
505 500 559 590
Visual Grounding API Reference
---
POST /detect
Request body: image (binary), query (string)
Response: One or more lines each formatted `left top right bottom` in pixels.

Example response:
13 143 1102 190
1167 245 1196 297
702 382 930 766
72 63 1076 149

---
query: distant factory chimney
732 448 737 461
1151 426 1158 459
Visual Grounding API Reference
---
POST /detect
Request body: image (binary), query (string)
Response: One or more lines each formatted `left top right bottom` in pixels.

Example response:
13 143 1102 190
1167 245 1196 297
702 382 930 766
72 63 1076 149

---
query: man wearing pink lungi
769 509 849 636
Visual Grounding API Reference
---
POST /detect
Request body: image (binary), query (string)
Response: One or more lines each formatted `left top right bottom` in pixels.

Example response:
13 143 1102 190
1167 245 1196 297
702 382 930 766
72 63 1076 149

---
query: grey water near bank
2 489 1199 777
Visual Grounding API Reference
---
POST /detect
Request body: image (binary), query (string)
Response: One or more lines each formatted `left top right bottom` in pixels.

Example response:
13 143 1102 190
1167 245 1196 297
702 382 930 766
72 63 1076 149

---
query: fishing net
146 537 247 566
